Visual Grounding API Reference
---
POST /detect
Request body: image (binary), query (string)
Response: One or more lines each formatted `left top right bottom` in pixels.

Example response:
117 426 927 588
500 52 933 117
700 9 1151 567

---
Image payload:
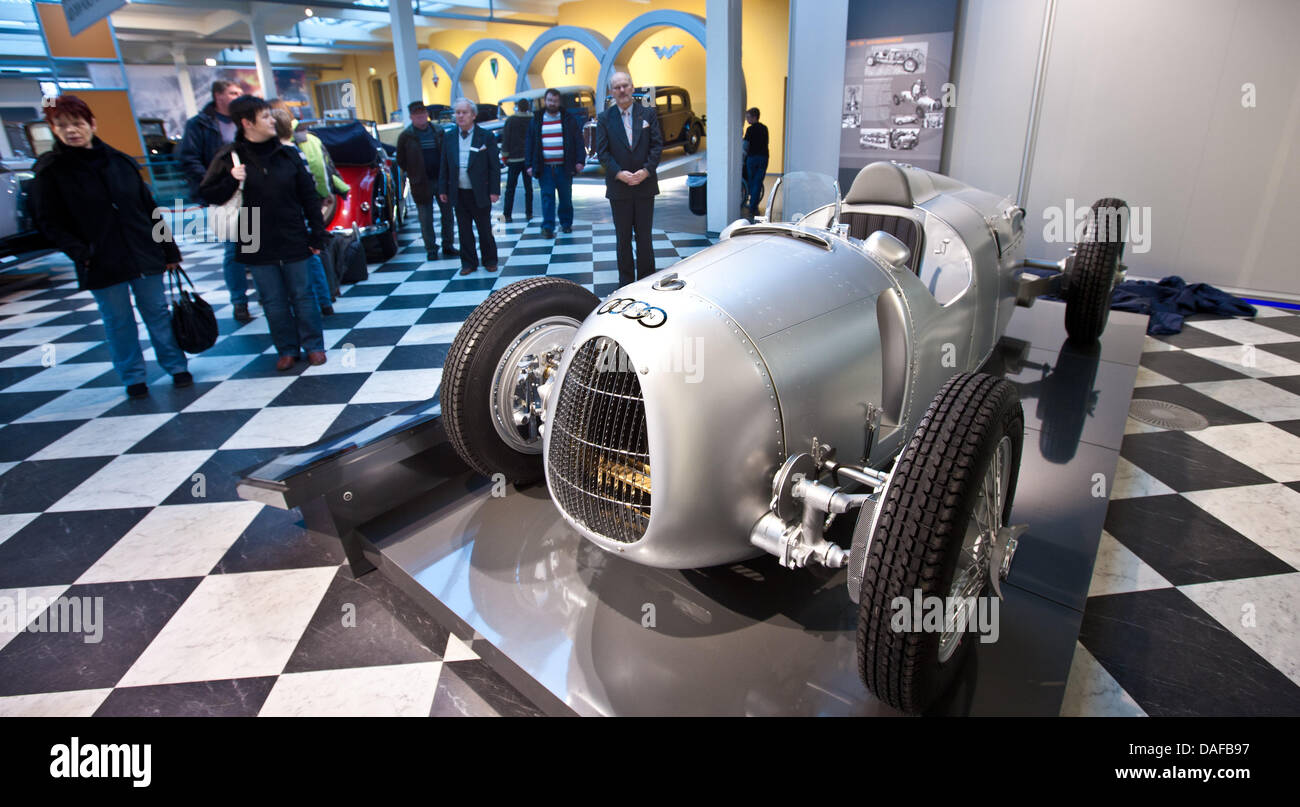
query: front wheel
856 372 1024 714
1064 197 1128 343
441 277 600 484
903 57 919 72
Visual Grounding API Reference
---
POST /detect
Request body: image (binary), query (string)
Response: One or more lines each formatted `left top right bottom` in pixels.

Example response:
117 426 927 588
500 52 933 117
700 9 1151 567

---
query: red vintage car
302 119 406 262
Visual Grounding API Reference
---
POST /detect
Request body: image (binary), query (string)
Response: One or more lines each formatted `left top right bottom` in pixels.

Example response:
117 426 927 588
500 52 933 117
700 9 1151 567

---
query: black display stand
240 302 1148 716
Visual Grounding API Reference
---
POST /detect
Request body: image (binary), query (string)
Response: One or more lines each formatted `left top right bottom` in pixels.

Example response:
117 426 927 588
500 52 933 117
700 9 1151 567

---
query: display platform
239 301 1148 716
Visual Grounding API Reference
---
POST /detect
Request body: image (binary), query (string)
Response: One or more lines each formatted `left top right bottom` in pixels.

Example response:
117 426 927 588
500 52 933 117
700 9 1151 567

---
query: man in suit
439 98 501 276
595 71 663 285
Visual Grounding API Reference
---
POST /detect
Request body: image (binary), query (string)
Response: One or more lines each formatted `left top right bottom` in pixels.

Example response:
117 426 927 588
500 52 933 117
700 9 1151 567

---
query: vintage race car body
539 162 1026 568
305 119 404 260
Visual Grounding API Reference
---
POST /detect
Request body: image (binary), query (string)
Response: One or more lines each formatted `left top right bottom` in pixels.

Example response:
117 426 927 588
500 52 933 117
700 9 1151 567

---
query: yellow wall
314 0 789 169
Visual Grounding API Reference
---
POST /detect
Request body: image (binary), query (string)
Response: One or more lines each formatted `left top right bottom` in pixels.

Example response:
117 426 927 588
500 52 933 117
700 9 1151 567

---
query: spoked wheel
856 372 1024 714
441 277 600 484
682 124 701 154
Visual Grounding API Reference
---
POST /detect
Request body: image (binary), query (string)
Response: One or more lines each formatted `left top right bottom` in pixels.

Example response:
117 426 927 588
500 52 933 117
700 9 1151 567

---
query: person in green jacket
271 100 347 315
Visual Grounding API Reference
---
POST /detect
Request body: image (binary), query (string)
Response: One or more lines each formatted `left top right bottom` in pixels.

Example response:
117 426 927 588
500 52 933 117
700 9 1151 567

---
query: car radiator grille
547 337 651 543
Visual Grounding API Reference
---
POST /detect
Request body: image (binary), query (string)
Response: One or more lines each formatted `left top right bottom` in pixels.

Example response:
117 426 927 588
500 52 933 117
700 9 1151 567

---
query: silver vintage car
439 162 1128 713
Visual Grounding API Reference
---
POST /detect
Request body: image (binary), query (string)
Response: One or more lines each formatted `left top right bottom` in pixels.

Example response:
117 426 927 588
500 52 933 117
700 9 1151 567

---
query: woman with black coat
30 95 190 399
198 95 328 371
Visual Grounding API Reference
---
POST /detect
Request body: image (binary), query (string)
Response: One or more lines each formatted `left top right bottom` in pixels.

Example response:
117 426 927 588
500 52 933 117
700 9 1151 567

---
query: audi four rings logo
597 298 667 328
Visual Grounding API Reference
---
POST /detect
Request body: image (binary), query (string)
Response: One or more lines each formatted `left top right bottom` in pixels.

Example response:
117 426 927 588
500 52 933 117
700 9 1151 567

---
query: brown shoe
459 265 476 275
275 354 297 371
485 265 498 273
307 351 327 366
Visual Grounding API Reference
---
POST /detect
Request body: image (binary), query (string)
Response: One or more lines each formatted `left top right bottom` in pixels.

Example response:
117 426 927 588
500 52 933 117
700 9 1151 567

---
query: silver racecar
439 162 1128 713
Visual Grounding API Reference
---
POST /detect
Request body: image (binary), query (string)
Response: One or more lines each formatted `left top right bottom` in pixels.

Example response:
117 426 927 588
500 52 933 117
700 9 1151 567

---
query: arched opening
514 26 610 93
416 49 457 108
451 40 524 103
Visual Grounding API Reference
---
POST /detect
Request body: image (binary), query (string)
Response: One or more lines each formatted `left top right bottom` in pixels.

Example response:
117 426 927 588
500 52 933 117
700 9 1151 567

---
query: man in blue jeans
742 107 769 217
525 88 586 239
179 80 254 323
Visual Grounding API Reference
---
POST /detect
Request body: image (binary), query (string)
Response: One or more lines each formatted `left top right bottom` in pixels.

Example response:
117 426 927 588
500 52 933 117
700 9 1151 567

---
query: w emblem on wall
652 45 683 60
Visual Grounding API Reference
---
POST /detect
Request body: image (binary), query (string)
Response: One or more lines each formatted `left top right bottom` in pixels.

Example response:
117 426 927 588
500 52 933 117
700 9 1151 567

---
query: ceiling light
205 57 217 66
305 8 313 16
368 67 376 75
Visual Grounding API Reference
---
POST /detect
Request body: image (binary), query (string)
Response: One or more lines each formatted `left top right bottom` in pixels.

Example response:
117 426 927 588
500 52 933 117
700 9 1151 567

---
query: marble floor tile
3 362 116 393
393 280 451 296
354 308 426 329
0 325 85 347
0 512 39 546
1132 365 1176 387
182 353 258 383
1058 642 1147 717
1185 317 1299 345
1110 456 1176 499
298 346 393 376
1188 422 1300 482
219 404 346 450
1123 417 1166 435
1186 378 1300 422
397 322 462 345
349 368 442 404
28 414 176 461
1184 344 1300 379
182 377 296 412
0 341 100 367
258 661 442 717
1182 484 1300 570
0 585 69 653
1087 531 1173 597
94 677 277 717
48 450 213 512
1179 573 1300 688
77 501 264 584
427 290 494 308
117 566 339 687
0 688 112 717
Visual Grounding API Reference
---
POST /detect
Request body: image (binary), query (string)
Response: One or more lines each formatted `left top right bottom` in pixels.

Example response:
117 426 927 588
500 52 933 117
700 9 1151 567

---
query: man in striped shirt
525 88 585 239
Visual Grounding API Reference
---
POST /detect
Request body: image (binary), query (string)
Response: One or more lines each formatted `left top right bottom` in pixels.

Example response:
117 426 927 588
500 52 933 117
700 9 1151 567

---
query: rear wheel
856 372 1024 714
441 277 600 484
903 57 919 72
363 169 400 262
682 123 702 154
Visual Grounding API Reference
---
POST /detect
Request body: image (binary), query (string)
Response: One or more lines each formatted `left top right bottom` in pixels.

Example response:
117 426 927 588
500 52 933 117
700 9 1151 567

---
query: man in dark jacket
31 95 190 398
178 80 253 322
500 97 533 223
438 98 500 276
526 88 586 239
594 71 663 285
199 96 329 370
395 100 457 261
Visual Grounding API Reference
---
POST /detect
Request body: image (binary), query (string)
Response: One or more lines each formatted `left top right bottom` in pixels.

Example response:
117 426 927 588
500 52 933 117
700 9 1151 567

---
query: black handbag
166 266 219 354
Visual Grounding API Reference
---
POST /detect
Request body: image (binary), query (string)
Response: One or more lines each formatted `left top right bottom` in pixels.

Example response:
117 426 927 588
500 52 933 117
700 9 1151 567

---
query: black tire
857 372 1024 714
363 168 400 263
682 123 701 155
441 277 600 484
903 57 919 72
1063 240 1119 343
1085 197 1128 262
867 56 877 66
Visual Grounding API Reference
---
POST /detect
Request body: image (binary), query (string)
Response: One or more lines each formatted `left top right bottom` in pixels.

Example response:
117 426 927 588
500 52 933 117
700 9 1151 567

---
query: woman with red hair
30 95 191 398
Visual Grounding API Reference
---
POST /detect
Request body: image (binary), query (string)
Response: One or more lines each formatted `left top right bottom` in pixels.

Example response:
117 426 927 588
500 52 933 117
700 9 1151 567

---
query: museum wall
947 0 1300 298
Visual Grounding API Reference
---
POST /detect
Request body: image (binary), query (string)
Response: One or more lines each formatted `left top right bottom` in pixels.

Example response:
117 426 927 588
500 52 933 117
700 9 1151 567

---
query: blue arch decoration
514 26 611 93
416 48 458 93
450 40 525 102
596 10 740 111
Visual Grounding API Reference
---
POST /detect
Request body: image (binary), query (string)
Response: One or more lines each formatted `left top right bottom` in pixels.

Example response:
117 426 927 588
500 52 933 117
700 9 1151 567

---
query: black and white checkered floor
0 210 1296 716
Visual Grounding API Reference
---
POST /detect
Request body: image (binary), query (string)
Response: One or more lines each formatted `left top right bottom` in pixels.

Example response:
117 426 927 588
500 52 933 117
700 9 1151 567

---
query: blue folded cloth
1110 275 1257 335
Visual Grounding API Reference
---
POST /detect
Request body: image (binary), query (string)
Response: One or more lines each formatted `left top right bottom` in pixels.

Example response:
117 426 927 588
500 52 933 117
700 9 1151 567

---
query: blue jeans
223 241 249 306
247 258 324 355
90 273 188 387
745 155 768 211
537 164 574 231
308 253 332 310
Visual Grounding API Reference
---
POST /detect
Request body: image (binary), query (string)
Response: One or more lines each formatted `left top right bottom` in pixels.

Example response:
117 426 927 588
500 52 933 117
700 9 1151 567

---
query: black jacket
500 112 530 164
395 122 443 205
524 108 586 176
31 137 181 292
594 102 663 199
438 125 500 209
197 138 327 265
177 101 232 202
